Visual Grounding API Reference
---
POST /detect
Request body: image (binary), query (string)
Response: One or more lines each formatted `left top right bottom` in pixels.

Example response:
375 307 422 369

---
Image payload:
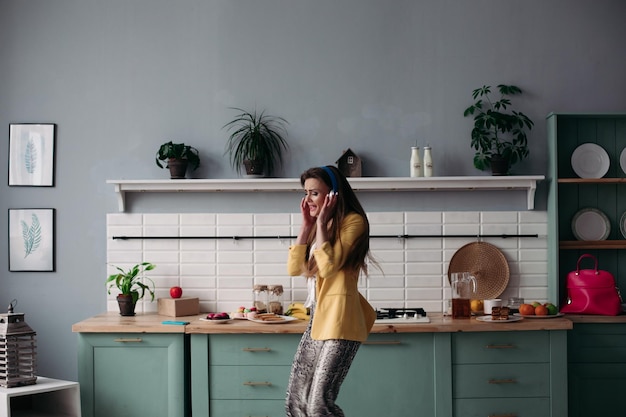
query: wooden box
157 297 199 317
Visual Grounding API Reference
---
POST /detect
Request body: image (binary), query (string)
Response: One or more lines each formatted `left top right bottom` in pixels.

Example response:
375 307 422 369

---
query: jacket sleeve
287 244 307 276
313 213 365 280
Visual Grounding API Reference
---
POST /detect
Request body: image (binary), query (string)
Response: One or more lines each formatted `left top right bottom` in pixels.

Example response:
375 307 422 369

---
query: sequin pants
285 311 361 417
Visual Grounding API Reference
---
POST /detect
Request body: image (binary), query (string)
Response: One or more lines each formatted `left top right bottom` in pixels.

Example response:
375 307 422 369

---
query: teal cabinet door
568 323 626 417
338 333 443 417
78 333 188 417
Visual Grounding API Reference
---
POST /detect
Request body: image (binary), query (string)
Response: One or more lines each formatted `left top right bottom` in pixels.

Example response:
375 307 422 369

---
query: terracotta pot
167 158 189 179
116 294 136 316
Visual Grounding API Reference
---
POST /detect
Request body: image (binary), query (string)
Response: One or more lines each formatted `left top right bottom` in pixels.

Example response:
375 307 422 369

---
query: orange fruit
535 305 549 316
519 304 535 315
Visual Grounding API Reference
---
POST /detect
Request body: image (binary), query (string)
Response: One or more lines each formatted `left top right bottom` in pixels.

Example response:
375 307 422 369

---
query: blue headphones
321 166 338 194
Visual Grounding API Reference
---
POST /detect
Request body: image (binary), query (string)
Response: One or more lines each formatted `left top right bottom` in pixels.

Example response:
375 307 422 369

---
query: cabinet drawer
454 397 550 417
209 334 299 366
210 365 291 399
454 363 550 398
210 399 285 417
453 331 549 364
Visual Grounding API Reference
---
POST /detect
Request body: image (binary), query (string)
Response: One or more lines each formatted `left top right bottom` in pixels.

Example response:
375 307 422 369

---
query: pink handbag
560 254 622 316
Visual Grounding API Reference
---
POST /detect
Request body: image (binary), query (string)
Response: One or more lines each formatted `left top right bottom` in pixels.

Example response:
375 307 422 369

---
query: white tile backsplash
106 210 549 313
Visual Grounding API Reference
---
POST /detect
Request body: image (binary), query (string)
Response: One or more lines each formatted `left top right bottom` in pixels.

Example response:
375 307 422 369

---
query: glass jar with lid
253 284 269 313
267 285 284 315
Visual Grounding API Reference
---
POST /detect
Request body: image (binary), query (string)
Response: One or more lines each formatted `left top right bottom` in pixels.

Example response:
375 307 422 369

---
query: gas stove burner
375 307 427 320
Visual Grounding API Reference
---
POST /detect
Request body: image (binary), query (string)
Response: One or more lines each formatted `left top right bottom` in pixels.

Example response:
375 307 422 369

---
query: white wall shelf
107 176 544 212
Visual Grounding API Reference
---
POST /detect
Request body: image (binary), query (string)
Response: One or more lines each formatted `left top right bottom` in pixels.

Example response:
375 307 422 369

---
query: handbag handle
576 253 599 275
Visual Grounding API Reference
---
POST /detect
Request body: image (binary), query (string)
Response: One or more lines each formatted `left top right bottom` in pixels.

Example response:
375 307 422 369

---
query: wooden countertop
73 312 578 334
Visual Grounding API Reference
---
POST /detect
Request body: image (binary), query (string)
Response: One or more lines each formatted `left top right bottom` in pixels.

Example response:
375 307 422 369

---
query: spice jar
267 285 284 315
507 297 524 314
253 285 269 313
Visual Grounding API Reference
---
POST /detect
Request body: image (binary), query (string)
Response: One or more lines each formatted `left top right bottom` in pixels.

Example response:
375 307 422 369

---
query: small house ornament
336 148 361 178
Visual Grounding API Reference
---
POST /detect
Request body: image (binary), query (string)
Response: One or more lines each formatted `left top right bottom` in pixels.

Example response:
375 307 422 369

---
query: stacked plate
572 208 610 241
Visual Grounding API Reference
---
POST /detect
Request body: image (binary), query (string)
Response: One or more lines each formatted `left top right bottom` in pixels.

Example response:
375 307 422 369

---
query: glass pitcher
450 272 477 319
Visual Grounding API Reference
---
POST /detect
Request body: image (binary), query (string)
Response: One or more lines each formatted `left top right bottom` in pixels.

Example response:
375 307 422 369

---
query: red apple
169 286 183 298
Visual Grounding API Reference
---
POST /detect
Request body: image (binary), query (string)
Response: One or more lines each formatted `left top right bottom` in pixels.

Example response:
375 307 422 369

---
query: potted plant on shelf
463 84 534 175
155 141 200 179
106 262 156 316
223 107 289 177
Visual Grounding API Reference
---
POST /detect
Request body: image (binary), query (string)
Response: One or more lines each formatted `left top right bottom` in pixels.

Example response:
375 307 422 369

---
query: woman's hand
300 197 316 227
317 192 337 226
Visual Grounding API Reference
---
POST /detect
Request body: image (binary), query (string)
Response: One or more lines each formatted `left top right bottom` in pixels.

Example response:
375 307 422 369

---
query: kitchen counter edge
70 312 595 334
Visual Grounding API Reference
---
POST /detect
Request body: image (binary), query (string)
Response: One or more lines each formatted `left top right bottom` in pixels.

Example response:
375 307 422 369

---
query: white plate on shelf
572 208 611 241
476 316 523 323
620 212 626 239
571 143 610 178
620 148 626 175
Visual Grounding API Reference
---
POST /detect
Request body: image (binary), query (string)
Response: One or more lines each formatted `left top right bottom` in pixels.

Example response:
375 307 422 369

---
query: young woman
285 165 376 417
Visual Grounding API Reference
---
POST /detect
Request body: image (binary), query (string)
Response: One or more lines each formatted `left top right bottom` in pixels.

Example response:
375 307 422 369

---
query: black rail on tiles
112 234 539 240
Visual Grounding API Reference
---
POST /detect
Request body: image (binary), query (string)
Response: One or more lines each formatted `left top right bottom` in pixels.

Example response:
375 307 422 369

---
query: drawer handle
485 344 516 349
488 378 517 384
488 414 517 417
363 341 402 345
113 338 143 343
243 381 272 387
242 347 272 352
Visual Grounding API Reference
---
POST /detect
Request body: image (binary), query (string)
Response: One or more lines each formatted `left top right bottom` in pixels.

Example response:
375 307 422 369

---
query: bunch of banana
285 302 310 320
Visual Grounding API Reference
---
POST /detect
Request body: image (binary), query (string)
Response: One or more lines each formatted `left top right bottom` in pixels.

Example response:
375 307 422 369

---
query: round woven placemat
447 241 510 300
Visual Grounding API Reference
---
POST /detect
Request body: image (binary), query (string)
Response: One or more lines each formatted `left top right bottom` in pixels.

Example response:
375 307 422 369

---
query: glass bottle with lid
267 285 284 315
423 146 433 177
253 284 269 313
410 147 422 177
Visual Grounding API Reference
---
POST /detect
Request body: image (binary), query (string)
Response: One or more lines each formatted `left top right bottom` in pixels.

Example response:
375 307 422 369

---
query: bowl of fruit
515 302 562 318
200 312 231 323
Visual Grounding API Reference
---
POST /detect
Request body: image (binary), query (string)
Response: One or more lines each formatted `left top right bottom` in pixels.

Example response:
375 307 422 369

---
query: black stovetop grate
375 307 427 320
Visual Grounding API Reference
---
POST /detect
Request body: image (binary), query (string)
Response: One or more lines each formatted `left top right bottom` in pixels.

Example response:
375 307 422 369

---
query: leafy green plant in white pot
106 262 156 316
223 107 289 177
463 84 534 175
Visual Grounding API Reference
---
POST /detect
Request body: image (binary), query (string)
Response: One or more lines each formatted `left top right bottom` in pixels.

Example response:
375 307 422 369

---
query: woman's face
303 178 331 218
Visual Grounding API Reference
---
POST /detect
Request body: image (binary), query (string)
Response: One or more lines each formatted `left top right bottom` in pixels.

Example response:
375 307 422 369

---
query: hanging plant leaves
21 213 42 258
24 138 38 174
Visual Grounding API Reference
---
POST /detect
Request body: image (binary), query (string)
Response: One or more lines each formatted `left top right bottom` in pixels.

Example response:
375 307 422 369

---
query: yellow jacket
287 213 376 342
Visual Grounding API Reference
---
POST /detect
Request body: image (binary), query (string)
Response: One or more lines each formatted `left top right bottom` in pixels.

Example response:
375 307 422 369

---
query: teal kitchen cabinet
568 323 626 417
339 333 446 417
191 332 447 417
452 331 568 417
77 333 188 417
547 114 626 417
546 113 626 306
191 333 298 417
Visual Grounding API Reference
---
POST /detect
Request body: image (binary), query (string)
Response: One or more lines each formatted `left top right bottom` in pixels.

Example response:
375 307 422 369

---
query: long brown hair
300 165 373 276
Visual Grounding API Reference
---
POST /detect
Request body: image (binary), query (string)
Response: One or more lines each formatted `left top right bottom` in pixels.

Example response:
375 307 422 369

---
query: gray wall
1 0 625 381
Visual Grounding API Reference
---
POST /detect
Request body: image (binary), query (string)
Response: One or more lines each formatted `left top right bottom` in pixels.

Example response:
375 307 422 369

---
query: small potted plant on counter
223 107 289 177
463 84 534 175
106 262 156 316
155 141 200 179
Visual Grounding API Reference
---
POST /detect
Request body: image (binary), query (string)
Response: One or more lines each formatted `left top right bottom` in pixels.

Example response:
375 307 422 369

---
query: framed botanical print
8 123 56 186
8 208 56 272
